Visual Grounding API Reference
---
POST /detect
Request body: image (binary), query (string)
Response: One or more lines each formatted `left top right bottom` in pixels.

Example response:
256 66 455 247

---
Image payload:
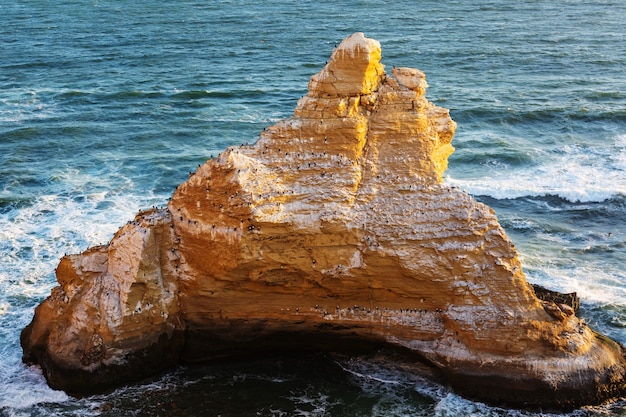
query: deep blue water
1 1 625 416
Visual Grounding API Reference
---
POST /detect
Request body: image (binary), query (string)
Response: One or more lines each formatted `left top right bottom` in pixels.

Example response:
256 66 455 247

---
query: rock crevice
21 33 626 410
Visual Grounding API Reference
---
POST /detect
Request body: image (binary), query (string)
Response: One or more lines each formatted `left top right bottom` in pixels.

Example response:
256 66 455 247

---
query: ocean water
1 0 624 416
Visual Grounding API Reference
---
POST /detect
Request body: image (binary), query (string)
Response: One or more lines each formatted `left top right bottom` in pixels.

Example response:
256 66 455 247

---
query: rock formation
21 33 626 409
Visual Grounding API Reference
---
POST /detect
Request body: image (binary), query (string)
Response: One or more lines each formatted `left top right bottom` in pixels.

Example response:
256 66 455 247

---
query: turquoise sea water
1 1 625 416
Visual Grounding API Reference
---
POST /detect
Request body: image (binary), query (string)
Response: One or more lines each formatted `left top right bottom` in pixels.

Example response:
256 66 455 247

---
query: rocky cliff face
21 33 626 409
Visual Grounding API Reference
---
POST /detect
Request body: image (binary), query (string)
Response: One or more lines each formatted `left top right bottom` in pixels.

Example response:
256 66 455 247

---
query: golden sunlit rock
21 33 626 410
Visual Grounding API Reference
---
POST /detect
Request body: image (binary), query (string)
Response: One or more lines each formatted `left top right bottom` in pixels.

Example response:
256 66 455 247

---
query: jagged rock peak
308 32 385 97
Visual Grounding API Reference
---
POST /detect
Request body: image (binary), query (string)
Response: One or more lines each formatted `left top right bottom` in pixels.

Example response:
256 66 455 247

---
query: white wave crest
447 135 626 203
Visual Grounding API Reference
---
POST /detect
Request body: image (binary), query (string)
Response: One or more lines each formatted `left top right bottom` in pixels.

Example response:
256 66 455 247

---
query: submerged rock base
22 33 626 410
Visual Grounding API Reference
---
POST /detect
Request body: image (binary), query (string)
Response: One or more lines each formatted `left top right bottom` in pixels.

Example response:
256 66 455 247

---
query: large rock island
21 33 626 410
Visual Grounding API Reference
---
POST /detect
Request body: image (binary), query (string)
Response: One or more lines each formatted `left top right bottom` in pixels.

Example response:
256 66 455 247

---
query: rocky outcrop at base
21 33 626 410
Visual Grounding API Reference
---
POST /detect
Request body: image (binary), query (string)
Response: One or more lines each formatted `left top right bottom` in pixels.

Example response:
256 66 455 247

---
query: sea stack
21 33 626 409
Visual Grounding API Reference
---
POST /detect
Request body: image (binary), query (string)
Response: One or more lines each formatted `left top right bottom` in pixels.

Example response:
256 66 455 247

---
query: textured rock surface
22 33 626 409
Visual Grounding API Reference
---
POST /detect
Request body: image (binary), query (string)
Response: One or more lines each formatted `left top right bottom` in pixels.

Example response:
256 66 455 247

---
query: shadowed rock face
21 33 626 410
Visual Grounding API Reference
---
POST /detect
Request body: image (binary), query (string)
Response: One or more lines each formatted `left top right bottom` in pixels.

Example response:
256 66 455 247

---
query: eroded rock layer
22 33 626 409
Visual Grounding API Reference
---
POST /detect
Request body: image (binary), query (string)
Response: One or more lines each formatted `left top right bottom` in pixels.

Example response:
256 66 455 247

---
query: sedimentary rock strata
21 33 626 409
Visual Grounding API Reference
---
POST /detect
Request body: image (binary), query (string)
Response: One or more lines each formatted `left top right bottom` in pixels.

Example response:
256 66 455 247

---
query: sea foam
446 134 626 203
